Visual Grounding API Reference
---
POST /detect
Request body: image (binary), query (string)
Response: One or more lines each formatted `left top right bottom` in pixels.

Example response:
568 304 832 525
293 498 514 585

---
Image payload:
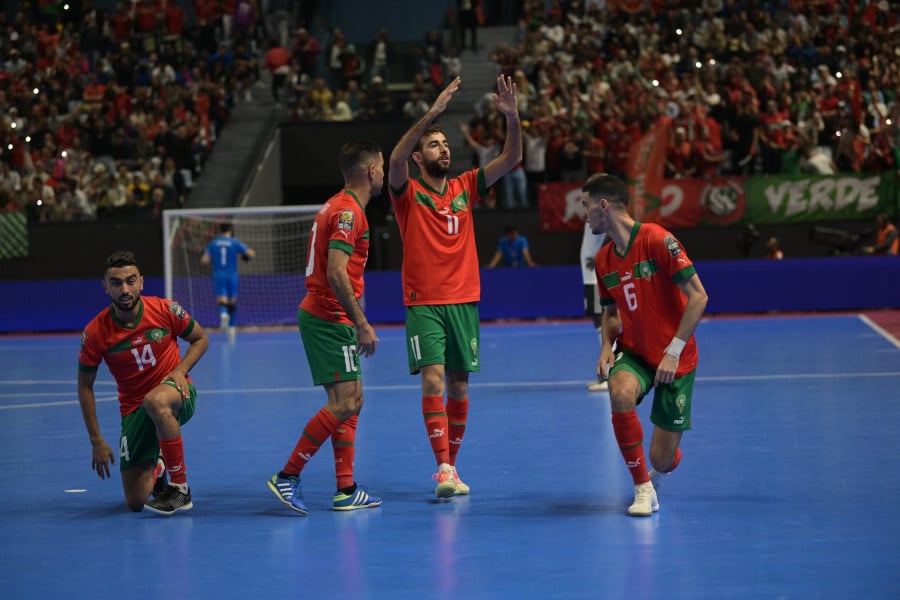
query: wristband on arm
664 337 687 359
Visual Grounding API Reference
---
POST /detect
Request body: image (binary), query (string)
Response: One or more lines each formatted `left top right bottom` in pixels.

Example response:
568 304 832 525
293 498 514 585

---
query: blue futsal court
2 314 899 599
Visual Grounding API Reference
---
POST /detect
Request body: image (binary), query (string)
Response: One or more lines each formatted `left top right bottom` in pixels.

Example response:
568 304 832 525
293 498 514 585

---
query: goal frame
162 204 320 327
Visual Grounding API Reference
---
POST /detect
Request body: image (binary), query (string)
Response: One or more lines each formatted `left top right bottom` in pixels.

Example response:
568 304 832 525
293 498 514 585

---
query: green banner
0 211 29 259
741 171 897 224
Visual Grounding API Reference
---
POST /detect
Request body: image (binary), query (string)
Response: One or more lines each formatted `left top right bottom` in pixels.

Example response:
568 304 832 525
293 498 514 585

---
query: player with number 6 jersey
582 173 708 518
595 223 699 378
77 250 210 516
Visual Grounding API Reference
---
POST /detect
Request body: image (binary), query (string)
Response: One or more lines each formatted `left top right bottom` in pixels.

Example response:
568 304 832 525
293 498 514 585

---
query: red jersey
390 169 487 306
595 223 699 375
300 190 370 324
78 296 196 417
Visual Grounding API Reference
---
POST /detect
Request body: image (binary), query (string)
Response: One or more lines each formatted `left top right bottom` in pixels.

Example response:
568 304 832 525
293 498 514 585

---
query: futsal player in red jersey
388 75 522 498
267 139 384 515
582 173 709 517
77 250 210 515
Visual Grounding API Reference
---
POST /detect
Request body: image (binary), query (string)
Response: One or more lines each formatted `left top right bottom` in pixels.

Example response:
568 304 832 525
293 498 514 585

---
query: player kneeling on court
77 251 209 515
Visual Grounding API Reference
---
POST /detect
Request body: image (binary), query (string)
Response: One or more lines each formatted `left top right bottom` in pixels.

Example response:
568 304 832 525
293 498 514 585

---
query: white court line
1 372 899 410
858 314 900 350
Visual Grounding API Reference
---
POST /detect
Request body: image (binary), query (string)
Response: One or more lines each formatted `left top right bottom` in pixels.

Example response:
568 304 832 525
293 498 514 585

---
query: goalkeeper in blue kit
202 223 255 341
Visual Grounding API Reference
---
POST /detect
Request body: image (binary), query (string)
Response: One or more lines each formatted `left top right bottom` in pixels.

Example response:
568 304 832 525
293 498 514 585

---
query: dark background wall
0 211 881 281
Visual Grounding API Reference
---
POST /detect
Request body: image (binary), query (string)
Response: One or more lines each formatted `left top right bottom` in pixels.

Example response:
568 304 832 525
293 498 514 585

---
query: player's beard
115 292 141 313
422 155 450 178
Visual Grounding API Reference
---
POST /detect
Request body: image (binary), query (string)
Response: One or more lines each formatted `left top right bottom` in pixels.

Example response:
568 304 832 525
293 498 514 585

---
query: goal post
162 205 320 329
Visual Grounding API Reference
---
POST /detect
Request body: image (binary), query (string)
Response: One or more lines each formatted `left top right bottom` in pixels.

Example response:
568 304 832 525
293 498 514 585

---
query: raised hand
492 75 518 117
431 77 461 115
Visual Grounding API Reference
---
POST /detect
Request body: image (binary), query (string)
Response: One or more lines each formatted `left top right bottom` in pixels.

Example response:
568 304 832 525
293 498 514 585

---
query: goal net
162 205 320 329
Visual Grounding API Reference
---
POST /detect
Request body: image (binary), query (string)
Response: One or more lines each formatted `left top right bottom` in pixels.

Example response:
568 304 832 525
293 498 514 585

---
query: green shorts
610 348 694 432
298 308 361 385
119 381 196 471
405 303 480 375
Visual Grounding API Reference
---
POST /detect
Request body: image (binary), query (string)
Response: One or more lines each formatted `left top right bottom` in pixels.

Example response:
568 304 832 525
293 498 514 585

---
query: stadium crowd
462 0 900 208
2 1 899 222
0 0 269 223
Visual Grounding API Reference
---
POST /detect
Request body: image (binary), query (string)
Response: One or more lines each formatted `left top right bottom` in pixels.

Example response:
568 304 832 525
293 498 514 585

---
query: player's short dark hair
582 173 629 208
105 250 139 274
219 222 233 234
340 139 382 174
414 124 445 153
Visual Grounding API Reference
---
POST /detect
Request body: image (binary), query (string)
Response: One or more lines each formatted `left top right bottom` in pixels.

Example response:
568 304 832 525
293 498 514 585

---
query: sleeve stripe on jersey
179 319 196 339
673 265 697 283
389 181 408 198
601 272 621 289
329 239 354 255
477 168 488 198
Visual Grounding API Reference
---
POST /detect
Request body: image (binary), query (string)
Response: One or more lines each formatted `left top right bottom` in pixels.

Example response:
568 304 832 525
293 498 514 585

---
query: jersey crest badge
169 301 186 319
338 210 355 231
663 236 682 257
450 194 468 213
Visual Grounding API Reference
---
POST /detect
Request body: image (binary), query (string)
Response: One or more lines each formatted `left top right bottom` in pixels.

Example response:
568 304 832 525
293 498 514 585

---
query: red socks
447 396 468 466
424 395 469 467
159 437 186 485
664 447 682 474
611 411 650 485
332 415 358 490
284 409 340 475
422 395 450 466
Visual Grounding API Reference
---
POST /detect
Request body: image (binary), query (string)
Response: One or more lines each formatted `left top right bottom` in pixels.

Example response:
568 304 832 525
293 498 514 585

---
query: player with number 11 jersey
391 169 487 306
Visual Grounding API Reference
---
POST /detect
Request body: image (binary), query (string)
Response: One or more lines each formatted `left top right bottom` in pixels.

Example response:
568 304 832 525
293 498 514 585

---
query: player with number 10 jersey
300 191 370 325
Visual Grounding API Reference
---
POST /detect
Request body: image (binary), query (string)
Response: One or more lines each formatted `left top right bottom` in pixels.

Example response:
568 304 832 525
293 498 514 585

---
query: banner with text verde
739 172 896 223
654 173 896 227
538 173 898 232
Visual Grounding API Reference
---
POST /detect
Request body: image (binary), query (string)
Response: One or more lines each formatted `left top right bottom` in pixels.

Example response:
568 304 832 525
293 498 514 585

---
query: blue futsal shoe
333 484 382 511
267 473 308 516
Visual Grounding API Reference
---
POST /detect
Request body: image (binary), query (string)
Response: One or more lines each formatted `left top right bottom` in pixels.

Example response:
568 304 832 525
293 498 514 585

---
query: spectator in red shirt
109 2 134 43
665 126 697 179
694 125 725 178
760 99 789 174
263 41 292 103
